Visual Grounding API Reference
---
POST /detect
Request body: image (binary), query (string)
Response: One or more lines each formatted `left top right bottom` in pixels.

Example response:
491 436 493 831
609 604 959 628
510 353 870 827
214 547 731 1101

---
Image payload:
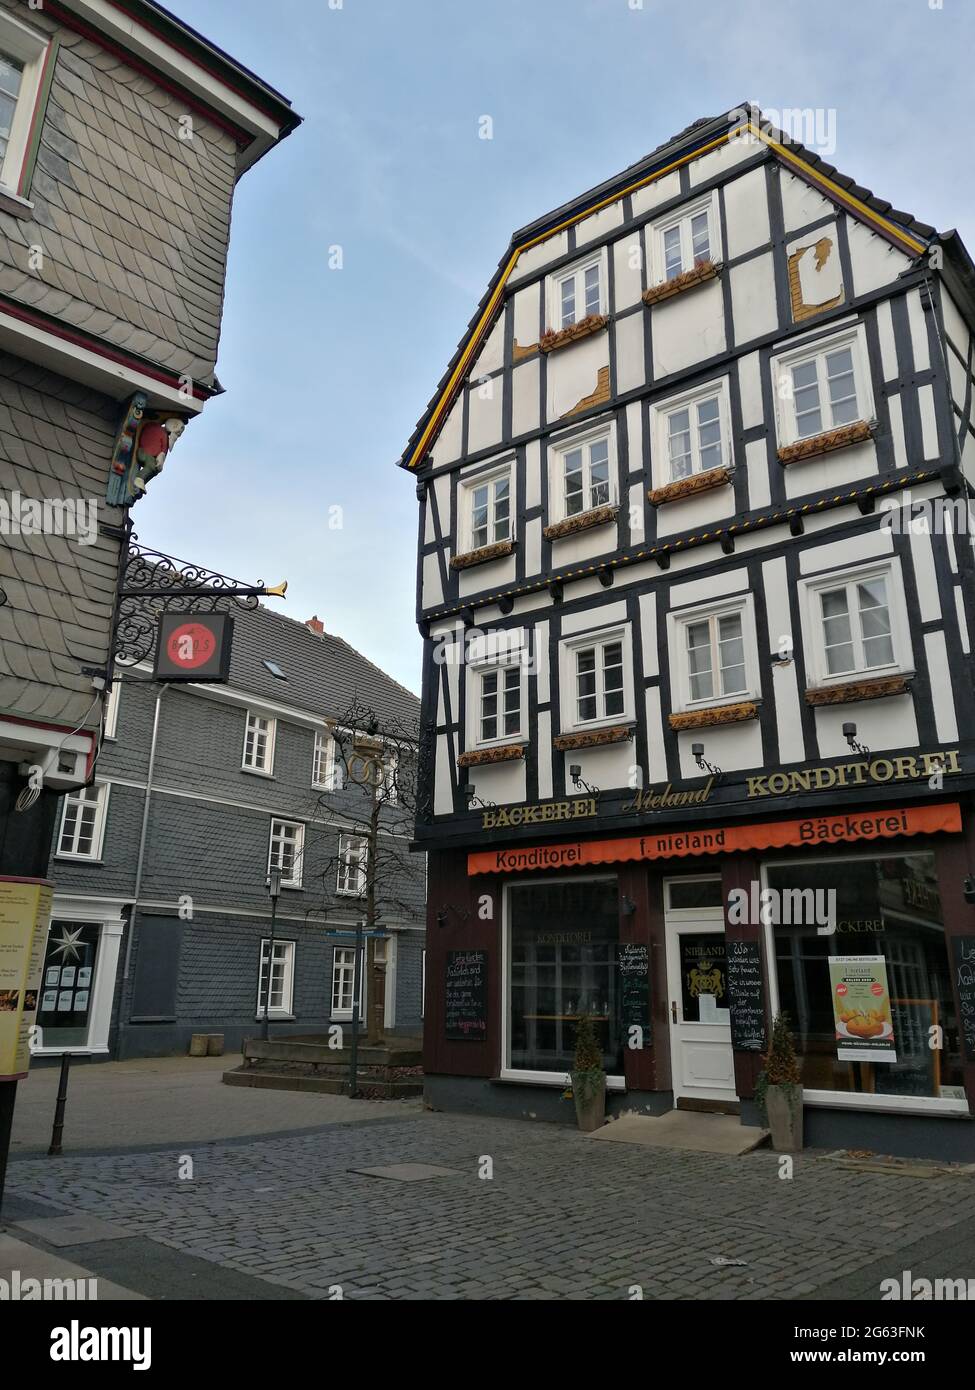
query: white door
665 918 737 1104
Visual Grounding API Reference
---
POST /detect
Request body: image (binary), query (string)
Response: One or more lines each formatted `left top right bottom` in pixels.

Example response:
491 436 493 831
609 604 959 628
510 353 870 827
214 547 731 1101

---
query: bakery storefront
423 797 975 1161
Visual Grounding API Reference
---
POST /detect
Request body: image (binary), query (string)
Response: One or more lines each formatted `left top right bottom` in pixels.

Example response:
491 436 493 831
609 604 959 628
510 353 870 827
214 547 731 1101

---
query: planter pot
571 1070 607 1132
765 1083 803 1151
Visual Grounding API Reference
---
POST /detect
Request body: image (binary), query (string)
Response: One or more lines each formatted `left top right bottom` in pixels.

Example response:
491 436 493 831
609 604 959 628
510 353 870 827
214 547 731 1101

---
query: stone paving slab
14 1214 132 1247
7 1110 974 1301
589 1111 768 1154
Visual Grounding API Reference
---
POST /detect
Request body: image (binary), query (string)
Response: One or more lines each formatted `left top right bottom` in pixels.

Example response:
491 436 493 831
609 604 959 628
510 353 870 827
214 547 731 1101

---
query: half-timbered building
403 107 975 1159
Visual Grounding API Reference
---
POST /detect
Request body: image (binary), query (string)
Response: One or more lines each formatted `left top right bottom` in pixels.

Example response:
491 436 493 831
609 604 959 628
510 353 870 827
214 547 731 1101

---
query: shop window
506 878 623 1077
36 921 101 1049
764 853 966 1106
257 938 295 1017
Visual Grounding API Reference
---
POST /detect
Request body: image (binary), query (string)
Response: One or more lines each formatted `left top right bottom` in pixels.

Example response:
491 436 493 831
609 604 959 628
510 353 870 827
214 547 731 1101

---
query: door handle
671 1000 678 1024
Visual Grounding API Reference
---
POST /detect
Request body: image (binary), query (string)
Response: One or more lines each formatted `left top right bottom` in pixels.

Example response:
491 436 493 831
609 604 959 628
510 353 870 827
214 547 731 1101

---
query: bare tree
312 697 424 1042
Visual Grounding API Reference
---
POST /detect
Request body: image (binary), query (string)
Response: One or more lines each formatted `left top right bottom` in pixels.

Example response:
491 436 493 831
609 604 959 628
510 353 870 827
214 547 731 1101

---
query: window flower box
450 539 516 571
539 314 608 354
669 701 759 731
642 259 721 306
553 724 633 751
543 503 618 541
805 675 910 706
457 744 525 768
778 419 874 465
648 466 732 507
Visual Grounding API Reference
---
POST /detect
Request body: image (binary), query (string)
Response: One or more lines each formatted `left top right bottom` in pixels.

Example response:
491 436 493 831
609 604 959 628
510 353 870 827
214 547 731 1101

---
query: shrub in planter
569 1013 607 1133
756 1012 803 1152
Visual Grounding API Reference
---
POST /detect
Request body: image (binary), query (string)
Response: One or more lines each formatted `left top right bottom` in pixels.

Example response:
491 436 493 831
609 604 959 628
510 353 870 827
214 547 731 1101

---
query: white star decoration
50 927 86 963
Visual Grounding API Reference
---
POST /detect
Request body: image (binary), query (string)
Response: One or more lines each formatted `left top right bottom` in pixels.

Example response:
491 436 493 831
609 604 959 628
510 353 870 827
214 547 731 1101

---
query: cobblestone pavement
7 1111 974 1300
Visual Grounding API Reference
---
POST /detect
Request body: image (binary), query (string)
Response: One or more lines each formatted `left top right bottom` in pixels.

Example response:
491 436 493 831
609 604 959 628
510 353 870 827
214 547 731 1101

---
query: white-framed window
331 946 366 1020
648 193 719 285
772 325 874 446
669 595 759 711
56 784 109 861
548 249 607 329
268 818 304 889
256 939 295 1018
242 711 276 774
560 627 632 731
461 463 513 552
551 426 614 522
103 682 121 741
802 563 910 686
0 12 50 196
650 378 731 485
336 833 368 896
312 730 341 790
476 663 522 744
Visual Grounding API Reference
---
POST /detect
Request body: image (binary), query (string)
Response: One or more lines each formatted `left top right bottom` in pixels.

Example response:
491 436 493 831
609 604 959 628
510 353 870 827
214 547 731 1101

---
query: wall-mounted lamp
621 894 636 916
463 784 496 810
436 902 473 929
842 722 870 757
691 742 721 778
963 875 975 906
569 764 599 797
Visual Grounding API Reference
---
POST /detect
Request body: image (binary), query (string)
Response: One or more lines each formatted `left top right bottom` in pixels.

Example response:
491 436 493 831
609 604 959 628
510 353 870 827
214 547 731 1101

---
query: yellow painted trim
404 121 928 470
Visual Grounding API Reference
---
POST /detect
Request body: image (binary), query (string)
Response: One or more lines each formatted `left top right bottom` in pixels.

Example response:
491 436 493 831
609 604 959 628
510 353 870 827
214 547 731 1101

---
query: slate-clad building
0 0 296 872
44 605 426 1060
404 108 975 1159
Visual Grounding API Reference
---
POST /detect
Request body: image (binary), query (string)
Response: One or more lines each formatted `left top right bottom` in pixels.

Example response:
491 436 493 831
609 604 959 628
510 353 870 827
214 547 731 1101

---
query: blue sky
144 0 974 694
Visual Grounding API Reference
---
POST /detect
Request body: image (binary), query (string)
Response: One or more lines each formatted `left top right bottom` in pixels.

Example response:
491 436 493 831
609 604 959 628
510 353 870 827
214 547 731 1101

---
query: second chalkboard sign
952 936 975 1064
445 950 487 1042
617 943 651 1049
726 939 767 1053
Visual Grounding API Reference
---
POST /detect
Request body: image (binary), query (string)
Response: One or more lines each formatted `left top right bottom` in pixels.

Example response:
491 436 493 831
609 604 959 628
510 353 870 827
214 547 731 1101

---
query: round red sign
835 982 848 996
166 621 217 670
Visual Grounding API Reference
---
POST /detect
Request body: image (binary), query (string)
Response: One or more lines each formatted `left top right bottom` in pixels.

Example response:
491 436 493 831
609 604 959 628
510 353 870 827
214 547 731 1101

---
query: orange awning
467 802 962 876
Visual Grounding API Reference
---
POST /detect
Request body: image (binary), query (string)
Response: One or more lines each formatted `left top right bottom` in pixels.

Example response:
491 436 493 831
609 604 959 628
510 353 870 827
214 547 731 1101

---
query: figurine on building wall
106 393 187 507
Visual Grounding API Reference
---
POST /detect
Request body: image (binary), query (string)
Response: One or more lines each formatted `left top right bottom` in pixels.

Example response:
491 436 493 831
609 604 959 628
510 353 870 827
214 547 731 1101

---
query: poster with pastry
829 955 897 1063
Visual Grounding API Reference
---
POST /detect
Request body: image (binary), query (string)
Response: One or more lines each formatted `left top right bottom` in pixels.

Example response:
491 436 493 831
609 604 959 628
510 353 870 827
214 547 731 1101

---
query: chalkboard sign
952 936 975 1064
445 950 487 1042
875 999 939 1098
726 939 766 1052
618 943 651 1049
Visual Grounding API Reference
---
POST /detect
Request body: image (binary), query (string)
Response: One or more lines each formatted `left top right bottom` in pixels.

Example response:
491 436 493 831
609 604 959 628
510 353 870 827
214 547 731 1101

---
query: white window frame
331 945 366 1021
268 818 304 889
469 660 525 749
55 783 110 861
546 248 608 330
771 324 875 448
760 854 969 1117
242 710 276 775
668 593 760 712
0 11 50 197
559 625 633 733
312 730 338 790
549 422 617 524
647 192 720 286
103 682 121 741
336 833 368 897
459 460 514 554
256 938 295 1019
649 377 732 488
800 560 912 689
500 876 626 1090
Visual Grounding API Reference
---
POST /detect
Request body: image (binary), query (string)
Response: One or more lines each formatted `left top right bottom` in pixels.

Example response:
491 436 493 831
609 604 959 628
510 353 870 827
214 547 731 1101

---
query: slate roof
396 105 937 473
224 603 420 730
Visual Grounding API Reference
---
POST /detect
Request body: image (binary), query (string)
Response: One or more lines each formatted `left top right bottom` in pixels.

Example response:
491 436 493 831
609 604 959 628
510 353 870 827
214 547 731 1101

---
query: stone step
242 1038 422 1068
222 1067 423 1099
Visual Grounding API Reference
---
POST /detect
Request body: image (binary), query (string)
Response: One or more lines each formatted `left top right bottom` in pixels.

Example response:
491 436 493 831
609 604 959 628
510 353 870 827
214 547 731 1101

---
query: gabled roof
397 105 935 475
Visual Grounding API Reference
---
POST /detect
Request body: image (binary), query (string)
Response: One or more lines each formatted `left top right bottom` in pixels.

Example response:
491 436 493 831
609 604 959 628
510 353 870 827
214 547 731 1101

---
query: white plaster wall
471 758 527 805
875 300 898 382
652 479 736 537
613 234 645 311
558 740 636 793
676 721 763 775
651 279 726 378
847 217 912 299
422 551 443 609
524 439 542 508
512 281 540 349
783 440 878 499
628 481 645 544
813 696 918 758
534 619 550 702
638 591 658 676
536 710 553 800
798 525 892 575
780 170 833 234
941 290 970 360
907 289 931 373
723 165 770 259
511 358 540 437
886 393 909 470
737 351 764 429
467 378 503 453
918 384 939 461
631 169 680 217
524 516 542 577
909 529 940 623
688 136 756 186
669 566 750 607
549 521 619 565
644 687 666 782
545 332 610 420
458 552 516 597
508 230 568 285
473 314 505 377
615 312 646 394
924 631 958 744
625 401 644 472
561 600 628 635
434 735 454 815
431 396 463 468
576 200 624 247
729 251 779 345
746 438 771 511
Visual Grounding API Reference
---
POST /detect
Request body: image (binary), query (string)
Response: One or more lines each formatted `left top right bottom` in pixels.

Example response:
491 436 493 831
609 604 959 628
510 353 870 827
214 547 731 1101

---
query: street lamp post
261 867 282 1042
